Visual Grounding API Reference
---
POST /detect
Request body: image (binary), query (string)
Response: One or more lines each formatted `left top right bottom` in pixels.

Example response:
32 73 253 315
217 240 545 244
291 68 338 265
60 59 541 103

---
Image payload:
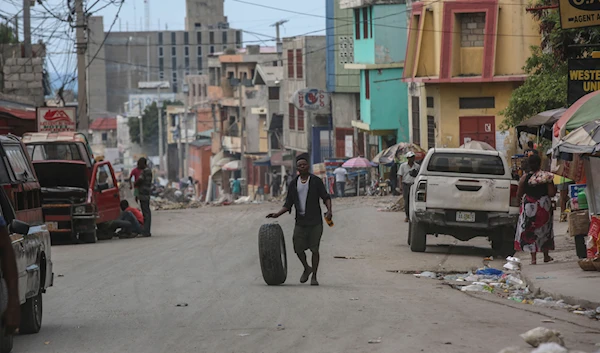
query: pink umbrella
342 157 376 168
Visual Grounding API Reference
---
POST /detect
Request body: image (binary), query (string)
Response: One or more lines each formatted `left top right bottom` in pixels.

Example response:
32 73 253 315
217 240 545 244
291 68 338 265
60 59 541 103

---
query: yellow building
403 0 540 154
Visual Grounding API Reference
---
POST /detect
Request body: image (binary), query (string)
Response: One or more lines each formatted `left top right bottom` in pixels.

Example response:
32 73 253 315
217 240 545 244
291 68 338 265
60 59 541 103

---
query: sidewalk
520 215 600 309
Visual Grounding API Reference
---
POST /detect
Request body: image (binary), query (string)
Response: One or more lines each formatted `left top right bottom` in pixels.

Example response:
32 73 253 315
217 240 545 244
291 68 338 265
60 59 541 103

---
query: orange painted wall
188 144 212 199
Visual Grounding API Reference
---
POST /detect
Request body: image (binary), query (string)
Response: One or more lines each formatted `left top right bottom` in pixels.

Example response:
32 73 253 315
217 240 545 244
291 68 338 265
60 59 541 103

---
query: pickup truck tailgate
426 176 511 212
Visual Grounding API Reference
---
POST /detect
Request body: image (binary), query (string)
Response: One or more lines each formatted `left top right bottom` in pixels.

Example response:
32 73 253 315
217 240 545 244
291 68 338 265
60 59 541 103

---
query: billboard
559 0 600 29
128 93 176 116
37 107 76 132
290 88 331 114
567 58 600 105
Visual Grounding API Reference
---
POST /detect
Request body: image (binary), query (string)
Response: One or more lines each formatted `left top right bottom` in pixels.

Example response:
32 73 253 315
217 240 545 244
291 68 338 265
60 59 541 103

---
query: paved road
14 198 600 352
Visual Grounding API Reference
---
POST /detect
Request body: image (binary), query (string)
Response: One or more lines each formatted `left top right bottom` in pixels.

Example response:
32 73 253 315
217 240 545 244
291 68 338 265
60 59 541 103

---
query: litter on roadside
414 271 437 279
520 327 565 348
368 337 382 344
238 333 250 337
334 255 365 259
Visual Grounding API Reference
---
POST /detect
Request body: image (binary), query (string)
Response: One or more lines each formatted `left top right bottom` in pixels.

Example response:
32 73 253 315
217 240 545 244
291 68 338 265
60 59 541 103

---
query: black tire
0 329 13 353
19 292 42 334
407 222 412 246
491 228 516 257
96 229 114 241
409 221 427 252
80 231 97 244
258 223 287 285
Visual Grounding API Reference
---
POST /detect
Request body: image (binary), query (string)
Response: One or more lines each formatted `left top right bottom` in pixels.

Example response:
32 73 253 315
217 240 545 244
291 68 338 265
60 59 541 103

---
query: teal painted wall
373 4 407 65
353 4 407 65
360 68 409 142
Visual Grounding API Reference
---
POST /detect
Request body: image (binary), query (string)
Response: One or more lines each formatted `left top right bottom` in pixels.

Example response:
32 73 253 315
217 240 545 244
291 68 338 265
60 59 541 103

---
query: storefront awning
253 155 271 166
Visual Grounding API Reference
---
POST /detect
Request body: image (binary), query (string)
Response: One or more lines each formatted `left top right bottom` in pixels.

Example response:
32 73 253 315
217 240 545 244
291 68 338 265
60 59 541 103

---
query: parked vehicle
408 148 520 256
0 135 53 352
22 132 121 243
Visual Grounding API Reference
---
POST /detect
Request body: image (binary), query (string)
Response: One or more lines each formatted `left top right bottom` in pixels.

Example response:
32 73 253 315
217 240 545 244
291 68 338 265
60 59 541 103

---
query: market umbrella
372 143 426 165
459 140 496 151
222 160 242 171
516 107 566 143
554 119 600 155
554 90 600 142
342 157 376 168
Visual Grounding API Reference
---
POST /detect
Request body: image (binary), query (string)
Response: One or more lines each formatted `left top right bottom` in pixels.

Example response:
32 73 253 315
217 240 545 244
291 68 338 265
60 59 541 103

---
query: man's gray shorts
293 224 324 253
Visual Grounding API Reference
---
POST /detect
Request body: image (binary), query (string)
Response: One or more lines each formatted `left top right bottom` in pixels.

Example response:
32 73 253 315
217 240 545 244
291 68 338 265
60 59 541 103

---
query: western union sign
559 0 600 29
568 59 600 105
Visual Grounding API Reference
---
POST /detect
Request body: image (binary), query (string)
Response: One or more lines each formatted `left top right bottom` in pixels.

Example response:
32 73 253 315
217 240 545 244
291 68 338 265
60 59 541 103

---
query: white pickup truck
408 148 520 256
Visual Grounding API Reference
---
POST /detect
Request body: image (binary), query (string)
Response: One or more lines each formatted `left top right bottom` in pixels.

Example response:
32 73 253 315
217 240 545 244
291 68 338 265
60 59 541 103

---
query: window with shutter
363 7 369 39
365 71 370 100
288 104 295 130
287 50 294 78
354 9 360 40
296 49 303 79
297 109 304 131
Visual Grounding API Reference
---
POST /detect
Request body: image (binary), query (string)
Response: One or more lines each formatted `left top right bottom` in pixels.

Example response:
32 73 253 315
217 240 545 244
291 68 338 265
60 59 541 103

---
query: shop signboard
37 107 76 132
567 58 600 105
291 88 331 114
559 0 600 29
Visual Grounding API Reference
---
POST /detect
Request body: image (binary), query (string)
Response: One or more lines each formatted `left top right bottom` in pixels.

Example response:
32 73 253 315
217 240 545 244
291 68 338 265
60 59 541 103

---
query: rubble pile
377 195 405 212
150 187 202 210
413 257 600 321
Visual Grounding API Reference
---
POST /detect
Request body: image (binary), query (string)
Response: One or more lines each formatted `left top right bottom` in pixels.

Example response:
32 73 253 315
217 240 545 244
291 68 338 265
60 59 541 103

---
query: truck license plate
456 212 476 222
45 222 58 231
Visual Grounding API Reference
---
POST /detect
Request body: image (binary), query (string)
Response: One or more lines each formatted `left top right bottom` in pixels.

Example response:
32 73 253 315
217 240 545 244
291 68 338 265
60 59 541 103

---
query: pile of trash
498 327 599 353
413 257 600 321
151 197 202 211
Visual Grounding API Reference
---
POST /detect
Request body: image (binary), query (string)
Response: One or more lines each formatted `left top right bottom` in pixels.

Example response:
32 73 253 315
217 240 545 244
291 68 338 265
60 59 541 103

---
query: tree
501 1 600 129
0 23 18 44
128 100 183 155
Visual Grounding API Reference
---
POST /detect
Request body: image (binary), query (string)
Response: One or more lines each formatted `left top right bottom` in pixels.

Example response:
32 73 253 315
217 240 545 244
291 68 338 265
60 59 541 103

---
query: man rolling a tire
267 153 332 286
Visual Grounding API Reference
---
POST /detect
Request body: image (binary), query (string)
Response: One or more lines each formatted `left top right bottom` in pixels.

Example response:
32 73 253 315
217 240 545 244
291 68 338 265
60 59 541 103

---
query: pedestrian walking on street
129 164 143 204
232 177 241 200
398 152 420 222
389 160 399 195
134 157 153 237
515 154 556 265
272 171 281 197
266 153 332 286
333 165 348 198
0 215 20 337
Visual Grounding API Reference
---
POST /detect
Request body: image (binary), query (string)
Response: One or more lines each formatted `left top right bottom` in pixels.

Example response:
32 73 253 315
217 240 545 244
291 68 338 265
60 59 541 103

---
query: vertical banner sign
344 135 353 157
567 59 600 105
559 0 600 29
37 107 77 132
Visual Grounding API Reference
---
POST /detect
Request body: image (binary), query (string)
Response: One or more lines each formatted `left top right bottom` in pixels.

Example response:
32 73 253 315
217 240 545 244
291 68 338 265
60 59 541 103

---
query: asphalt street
13 197 600 352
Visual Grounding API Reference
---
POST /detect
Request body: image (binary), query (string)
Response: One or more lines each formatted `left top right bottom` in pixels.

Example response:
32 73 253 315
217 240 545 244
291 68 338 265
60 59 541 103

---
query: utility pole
271 20 288 66
23 0 31 57
157 86 164 172
75 0 89 132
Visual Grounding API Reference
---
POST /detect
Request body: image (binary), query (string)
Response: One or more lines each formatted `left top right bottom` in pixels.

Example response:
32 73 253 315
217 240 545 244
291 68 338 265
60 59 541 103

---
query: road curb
521 271 600 310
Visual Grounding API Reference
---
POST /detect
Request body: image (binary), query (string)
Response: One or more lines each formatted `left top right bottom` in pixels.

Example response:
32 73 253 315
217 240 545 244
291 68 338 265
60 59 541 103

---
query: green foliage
0 23 18 44
128 100 182 155
501 1 600 129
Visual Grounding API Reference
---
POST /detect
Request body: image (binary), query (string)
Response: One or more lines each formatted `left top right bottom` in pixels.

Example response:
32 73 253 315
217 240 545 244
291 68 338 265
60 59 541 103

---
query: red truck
22 132 121 243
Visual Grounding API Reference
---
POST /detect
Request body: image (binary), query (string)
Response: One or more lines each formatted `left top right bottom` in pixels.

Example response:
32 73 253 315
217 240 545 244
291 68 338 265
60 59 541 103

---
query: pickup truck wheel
492 229 516 257
258 223 287 285
19 292 42 334
409 222 427 252
80 231 97 244
0 328 13 353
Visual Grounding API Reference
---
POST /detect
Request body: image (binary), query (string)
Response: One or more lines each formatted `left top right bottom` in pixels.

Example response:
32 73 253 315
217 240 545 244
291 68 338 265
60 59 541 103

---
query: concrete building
341 0 410 155
403 0 540 154
86 0 243 118
326 0 364 159
281 36 328 164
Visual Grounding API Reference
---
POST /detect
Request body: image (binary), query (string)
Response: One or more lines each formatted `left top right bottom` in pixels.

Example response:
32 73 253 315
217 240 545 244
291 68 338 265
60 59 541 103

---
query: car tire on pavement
258 223 287 285
491 228 516 257
0 328 13 353
19 292 42 334
80 231 97 244
407 222 412 246
409 221 427 252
